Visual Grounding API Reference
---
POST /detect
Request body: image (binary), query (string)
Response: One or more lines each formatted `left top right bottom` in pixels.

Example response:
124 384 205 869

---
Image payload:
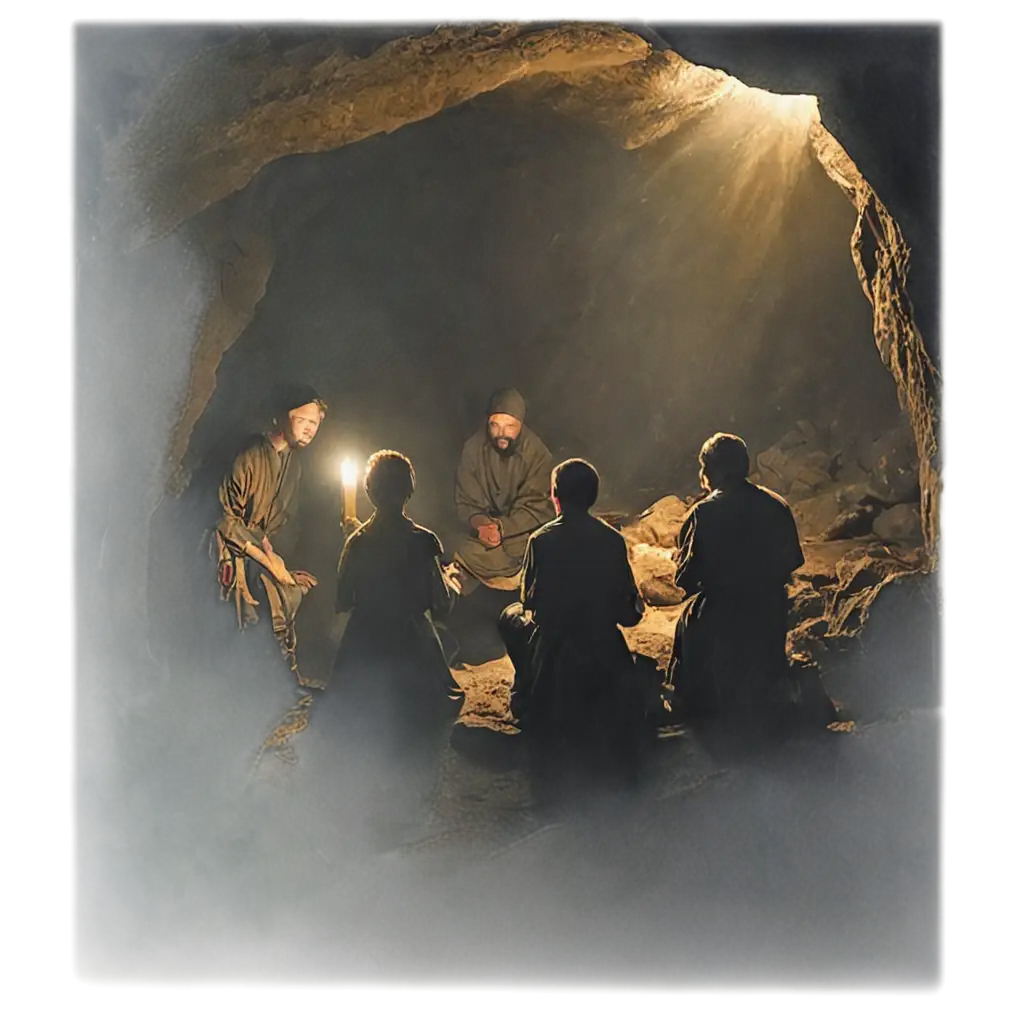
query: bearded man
453 386 554 589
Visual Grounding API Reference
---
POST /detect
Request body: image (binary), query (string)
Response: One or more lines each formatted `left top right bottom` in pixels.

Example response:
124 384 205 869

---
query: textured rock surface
165 202 274 493
810 120 939 560
629 495 693 548
108 20 938 559
754 420 837 500
873 503 923 545
109 23 650 240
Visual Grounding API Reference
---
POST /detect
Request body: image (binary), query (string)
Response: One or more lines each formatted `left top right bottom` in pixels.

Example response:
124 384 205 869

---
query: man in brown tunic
668 432 805 724
453 387 554 588
214 384 325 687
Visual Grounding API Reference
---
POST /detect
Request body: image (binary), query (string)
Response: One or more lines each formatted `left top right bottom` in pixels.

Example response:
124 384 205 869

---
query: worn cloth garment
453 423 554 582
215 434 308 679
330 511 462 756
499 510 648 792
668 480 804 721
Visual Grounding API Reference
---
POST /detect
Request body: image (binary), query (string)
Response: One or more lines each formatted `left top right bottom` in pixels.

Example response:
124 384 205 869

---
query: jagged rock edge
809 123 940 565
117 22 939 556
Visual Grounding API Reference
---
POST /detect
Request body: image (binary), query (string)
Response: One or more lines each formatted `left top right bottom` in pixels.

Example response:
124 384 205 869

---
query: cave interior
74 22 941 984
77 24 937 643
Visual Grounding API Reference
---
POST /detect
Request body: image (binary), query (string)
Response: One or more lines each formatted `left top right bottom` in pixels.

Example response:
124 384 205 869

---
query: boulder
757 445 832 496
755 421 836 499
628 495 692 548
872 502 923 546
622 605 682 671
790 482 884 539
791 489 846 538
819 505 880 542
867 422 919 505
823 557 921 634
788 583 826 626
796 539 869 582
625 628 675 670
639 576 685 607
627 539 677 573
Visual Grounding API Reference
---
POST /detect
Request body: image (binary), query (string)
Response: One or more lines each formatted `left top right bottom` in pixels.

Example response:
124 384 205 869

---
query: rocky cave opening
73 24 941 661
153 45 928 682
74 22 942 983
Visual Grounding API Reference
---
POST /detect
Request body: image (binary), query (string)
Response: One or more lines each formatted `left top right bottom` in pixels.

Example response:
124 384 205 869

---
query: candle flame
341 457 358 489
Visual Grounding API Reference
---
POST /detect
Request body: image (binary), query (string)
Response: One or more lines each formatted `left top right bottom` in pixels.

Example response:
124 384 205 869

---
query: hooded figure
453 387 555 586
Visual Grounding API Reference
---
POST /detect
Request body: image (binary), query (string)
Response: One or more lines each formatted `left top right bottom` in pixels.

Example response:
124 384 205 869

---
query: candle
341 457 358 526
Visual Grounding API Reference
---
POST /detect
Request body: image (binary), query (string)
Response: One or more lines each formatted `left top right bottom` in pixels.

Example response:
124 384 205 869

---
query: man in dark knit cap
452 386 554 588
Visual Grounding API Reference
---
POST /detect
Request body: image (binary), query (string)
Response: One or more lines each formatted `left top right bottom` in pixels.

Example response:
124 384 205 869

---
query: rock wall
101 22 938 557
107 23 649 240
164 200 274 494
810 122 940 562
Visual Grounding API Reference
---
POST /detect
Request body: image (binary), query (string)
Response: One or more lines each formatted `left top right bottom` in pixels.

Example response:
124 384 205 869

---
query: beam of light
532 62 843 468
648 80 824 305
743 87 820 127
341 457 358 490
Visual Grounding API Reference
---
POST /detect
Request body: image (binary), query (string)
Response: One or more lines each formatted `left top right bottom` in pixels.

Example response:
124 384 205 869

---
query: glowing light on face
286 402 324 447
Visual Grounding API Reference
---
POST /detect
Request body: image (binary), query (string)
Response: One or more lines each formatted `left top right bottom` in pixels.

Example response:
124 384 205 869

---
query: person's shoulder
346 518 374 544
750 481 793 512
230 433 269 461
529 516 560 545
517 424 550 458
410 521 444 556
590 512 627 544
683 493 710 520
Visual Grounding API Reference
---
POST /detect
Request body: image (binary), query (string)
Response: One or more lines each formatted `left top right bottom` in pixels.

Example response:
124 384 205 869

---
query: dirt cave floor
258 528 934 853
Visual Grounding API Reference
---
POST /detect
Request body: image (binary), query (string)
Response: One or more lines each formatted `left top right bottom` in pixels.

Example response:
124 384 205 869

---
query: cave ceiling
102 21 939 560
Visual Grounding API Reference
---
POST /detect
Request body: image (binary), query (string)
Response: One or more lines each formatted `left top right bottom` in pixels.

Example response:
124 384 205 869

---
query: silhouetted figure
214 384 326 688
499 458 649 805
453 387 554 587
330 450 464 765
668 432 816 733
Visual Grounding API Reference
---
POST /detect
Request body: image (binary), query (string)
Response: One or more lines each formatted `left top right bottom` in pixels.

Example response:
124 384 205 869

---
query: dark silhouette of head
486 387 526 454
552 458 600 514
271 384 328 449
698 432 750 492
364 449 416 512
